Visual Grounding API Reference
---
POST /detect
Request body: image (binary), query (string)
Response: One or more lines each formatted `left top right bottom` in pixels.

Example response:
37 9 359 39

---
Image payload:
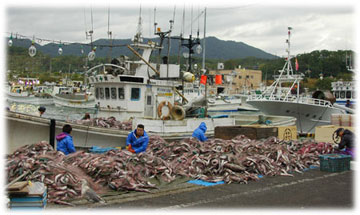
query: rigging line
91 7 94 33
149 8 152 38
83 8 88 39
184 10 204 32
191 5 193 36
197 6 200 37
5 32 135 48
181 5 185 35
153 6 157 35
107 7 111 39
306 104 330 134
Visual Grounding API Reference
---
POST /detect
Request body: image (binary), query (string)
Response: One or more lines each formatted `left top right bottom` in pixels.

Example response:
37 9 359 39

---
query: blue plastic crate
319 154 351 172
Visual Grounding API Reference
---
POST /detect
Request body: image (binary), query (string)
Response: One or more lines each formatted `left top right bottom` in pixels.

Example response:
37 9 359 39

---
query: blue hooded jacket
192 122 208 142
126 129 149 153
56 132 76 155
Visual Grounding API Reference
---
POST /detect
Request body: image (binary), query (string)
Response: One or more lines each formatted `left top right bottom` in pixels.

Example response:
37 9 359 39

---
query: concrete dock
48 168 354 210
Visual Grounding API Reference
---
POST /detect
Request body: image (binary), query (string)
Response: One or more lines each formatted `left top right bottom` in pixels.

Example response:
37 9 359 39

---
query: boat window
111 87 117 99
118 88 125 100
131 88 141 101
346 91 351 99
334 91 339 98
352 91 355 98
105 88 110 99
340 91 345 99
95 77 98 82
239 76 242 79
104 76 108 81
99 88 104 99
95 87 99 99
147 95 152 105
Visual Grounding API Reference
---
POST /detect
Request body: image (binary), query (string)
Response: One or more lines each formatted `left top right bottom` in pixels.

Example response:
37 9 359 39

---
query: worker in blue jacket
126 124 149 154
192 122 208 142
56 124 76 155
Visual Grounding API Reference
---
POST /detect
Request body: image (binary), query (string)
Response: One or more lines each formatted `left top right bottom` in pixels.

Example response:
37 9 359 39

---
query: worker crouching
126 124 149 154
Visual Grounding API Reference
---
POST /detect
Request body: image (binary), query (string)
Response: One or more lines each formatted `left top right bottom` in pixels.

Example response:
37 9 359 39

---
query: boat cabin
88 73 176 121
331 81 355 106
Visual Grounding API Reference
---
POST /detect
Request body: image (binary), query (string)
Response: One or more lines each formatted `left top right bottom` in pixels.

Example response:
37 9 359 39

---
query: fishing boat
52 84 96 109
86 35 234 133
53 92 96 109
6 22 235 152
331 80 356 107
247 27 347 134
178 82 258 112
7 83 54 105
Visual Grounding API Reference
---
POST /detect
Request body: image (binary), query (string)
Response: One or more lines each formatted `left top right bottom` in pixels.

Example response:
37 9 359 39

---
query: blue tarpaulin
187 180 225 186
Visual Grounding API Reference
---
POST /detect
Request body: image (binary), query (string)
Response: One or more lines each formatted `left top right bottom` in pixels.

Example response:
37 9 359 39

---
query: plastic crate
319 154 351 172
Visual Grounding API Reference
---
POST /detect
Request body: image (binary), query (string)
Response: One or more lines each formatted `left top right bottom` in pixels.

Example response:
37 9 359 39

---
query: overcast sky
2 0 359 56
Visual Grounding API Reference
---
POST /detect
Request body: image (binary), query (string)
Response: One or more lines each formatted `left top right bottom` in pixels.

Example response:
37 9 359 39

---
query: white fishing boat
86 38 234 134
331 81 356 107
53 93 96 109
52 86 96 109
178 82 258 112
7 84 54 105
247 27 347 134
233 114 296 127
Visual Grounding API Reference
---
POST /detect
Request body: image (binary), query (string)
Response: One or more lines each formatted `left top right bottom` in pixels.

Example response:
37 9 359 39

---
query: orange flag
200 75 207 85
215 75 222 85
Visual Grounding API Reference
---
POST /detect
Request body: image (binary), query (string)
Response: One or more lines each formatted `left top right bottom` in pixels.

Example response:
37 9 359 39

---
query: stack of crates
319 154 351 172
8 181 47 210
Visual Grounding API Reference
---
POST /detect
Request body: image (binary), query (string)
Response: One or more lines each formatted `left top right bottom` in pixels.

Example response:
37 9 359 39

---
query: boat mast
202 7 208 118
201 7 206 71
286 27 293 76
107 7 113 61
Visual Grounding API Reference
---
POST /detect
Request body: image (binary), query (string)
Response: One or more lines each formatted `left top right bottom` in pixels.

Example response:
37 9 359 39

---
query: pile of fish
6 135 335 205
67 116 132 130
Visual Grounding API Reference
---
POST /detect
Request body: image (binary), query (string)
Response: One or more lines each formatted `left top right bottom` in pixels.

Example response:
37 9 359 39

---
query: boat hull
6 112 235 154
247 100 345 134
7 94 54 105
53 94 96 109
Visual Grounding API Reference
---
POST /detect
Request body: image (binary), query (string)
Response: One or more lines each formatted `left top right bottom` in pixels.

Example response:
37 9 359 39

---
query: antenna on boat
134 5 143 43
201 7 206 71
153 7 174 71
177 5 185 65
153 7 157 36
286 26 293 76
107 6 113 60
166 6 176 76
84 7 95 50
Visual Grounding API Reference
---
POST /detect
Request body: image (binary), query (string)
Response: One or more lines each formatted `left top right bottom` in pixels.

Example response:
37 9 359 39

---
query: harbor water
7 101 97 122
7 101 260 122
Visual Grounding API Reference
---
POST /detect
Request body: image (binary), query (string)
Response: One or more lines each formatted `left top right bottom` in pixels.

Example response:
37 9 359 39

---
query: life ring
157 100 173 120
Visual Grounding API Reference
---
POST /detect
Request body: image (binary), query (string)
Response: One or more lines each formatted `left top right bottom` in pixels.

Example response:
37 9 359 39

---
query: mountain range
7 36 278 60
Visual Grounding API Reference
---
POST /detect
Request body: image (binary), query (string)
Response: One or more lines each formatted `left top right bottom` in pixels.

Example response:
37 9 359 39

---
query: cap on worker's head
335 128 344 137
38 106 46 112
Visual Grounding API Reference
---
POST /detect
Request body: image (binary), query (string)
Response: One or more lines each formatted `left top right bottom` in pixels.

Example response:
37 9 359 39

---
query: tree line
6 46 354 91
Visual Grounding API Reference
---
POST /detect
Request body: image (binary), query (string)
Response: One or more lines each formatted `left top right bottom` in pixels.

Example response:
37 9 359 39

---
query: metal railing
247 94 333 107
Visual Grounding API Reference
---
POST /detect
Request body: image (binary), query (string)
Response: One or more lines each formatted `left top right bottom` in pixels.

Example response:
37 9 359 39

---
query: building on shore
208 64 262 94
